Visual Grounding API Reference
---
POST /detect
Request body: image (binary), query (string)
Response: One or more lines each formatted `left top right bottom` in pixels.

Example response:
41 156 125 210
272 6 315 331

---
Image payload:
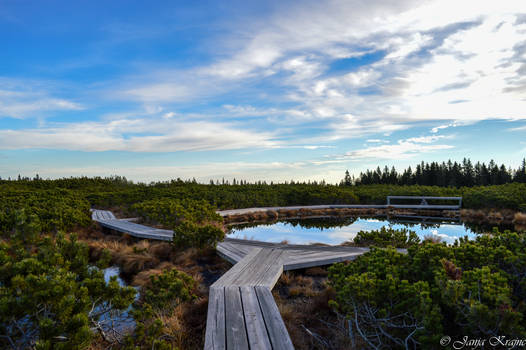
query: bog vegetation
329 228 526 348
1 165 526 349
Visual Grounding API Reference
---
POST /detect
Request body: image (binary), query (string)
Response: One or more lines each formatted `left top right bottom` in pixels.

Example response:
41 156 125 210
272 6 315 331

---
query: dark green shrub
143 269 195 310
173 222 225 249
352 227 420 248
0 233 136 349
329 230 526 348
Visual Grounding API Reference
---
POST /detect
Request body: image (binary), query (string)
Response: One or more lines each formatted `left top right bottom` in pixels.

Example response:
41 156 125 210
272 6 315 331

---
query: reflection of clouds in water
230 219 478 245
231 222 336 244
326 220 386 242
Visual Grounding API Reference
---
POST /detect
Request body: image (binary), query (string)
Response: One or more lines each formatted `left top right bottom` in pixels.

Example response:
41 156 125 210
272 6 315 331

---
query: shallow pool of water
99 266 138 333
228 217 494 245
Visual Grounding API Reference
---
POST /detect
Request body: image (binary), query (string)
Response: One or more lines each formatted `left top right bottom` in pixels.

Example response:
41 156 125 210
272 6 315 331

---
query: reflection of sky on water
100 266 138 332
229 218 477 245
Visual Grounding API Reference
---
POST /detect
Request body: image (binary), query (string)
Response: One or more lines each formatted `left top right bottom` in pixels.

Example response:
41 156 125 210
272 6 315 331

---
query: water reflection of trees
228 217 358 231
229 215 518 235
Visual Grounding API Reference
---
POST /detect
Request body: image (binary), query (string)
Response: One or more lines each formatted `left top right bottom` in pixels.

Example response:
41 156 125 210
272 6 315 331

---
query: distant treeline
2 175 526 214
344 158 526 187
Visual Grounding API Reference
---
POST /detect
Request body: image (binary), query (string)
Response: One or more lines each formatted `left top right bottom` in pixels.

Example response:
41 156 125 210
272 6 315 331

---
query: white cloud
95 0 526 147
0 78 83 118
344 135 454 160
0 117 279 152
366 139 389 143
509 125 526 131
345 142 453 160
405 135 448 143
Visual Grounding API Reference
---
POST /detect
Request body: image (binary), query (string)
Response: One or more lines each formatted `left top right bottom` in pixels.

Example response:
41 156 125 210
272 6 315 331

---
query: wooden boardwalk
91 209 396 349
216 197 462 218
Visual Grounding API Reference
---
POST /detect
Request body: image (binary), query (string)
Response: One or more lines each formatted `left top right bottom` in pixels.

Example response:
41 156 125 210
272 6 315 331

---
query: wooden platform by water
91 209 406 349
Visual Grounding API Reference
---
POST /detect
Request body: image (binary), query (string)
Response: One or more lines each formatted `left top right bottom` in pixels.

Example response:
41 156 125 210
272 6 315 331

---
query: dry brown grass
118 253 159 275
278 273 316 297
513 212 526 225
279 272 293 286
487 211 504 222
267 210 279 219
131 261 175 287
274 271 353 349
87 239 159 275
305 267 328 277
460 209 518 225
150 242 173 260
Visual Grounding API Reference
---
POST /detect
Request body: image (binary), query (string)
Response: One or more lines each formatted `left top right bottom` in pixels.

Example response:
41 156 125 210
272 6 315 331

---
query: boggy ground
273 266 363 349
223 207 526 232
79 224 358 349
78 225 230 349
82 207 526 349
222 207 461 225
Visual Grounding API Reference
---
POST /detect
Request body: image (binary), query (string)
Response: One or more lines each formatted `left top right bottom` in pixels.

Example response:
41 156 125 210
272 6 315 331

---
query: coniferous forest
344 158 526 187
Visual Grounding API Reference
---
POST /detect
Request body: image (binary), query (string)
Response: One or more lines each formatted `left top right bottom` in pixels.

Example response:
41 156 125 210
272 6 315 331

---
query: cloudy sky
1 0 526 183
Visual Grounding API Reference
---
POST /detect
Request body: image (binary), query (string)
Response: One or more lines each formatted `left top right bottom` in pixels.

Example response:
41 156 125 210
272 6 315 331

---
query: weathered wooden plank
240 286 272 350
255 286 294 350
205 287 226 350
217 242 251 262
213 248 262 287
225 286 249 350
230 249 284 288
216 244 243 264
284 252 365 271
228 249 283 287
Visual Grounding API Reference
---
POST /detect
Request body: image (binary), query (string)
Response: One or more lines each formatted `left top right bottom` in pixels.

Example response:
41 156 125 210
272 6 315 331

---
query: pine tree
344 170 352 186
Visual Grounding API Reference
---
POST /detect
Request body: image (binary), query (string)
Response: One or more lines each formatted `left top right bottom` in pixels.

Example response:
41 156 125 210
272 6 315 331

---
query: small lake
228 217 508 245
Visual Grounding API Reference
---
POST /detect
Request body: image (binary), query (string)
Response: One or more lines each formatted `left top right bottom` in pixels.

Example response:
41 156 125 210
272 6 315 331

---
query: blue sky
1 0 526 183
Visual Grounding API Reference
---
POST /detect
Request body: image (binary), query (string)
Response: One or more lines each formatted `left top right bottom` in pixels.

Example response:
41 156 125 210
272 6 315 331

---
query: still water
228 216 499 245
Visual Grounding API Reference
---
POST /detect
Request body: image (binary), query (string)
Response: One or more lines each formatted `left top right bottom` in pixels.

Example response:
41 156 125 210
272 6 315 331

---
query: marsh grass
82 232 229 349
274 268 354 349
513 212 526 225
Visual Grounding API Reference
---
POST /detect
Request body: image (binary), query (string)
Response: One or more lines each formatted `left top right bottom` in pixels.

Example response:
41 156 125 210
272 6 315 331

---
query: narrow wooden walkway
91 209 378 349
216 196 462 217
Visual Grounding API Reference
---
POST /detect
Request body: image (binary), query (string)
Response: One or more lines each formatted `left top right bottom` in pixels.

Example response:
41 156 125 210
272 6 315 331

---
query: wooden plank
204 287 226 350
230 249 284 288
255 286 294 350
217 244 243 264
213 248 262 287
284 252 364 271
240 286 272 350
218 242 250 262
225 286 249 350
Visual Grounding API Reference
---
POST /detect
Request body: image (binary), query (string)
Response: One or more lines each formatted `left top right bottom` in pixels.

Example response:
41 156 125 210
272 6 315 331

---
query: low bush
124 268 196 349
329 229 526 348
0 189 91 234
173 221 225 249
0 233 136 349
352 227 420 248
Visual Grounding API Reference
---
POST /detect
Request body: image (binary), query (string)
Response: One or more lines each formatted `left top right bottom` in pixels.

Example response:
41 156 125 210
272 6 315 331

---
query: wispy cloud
0 116 279 152
344 135 454 160
0 78 83 118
